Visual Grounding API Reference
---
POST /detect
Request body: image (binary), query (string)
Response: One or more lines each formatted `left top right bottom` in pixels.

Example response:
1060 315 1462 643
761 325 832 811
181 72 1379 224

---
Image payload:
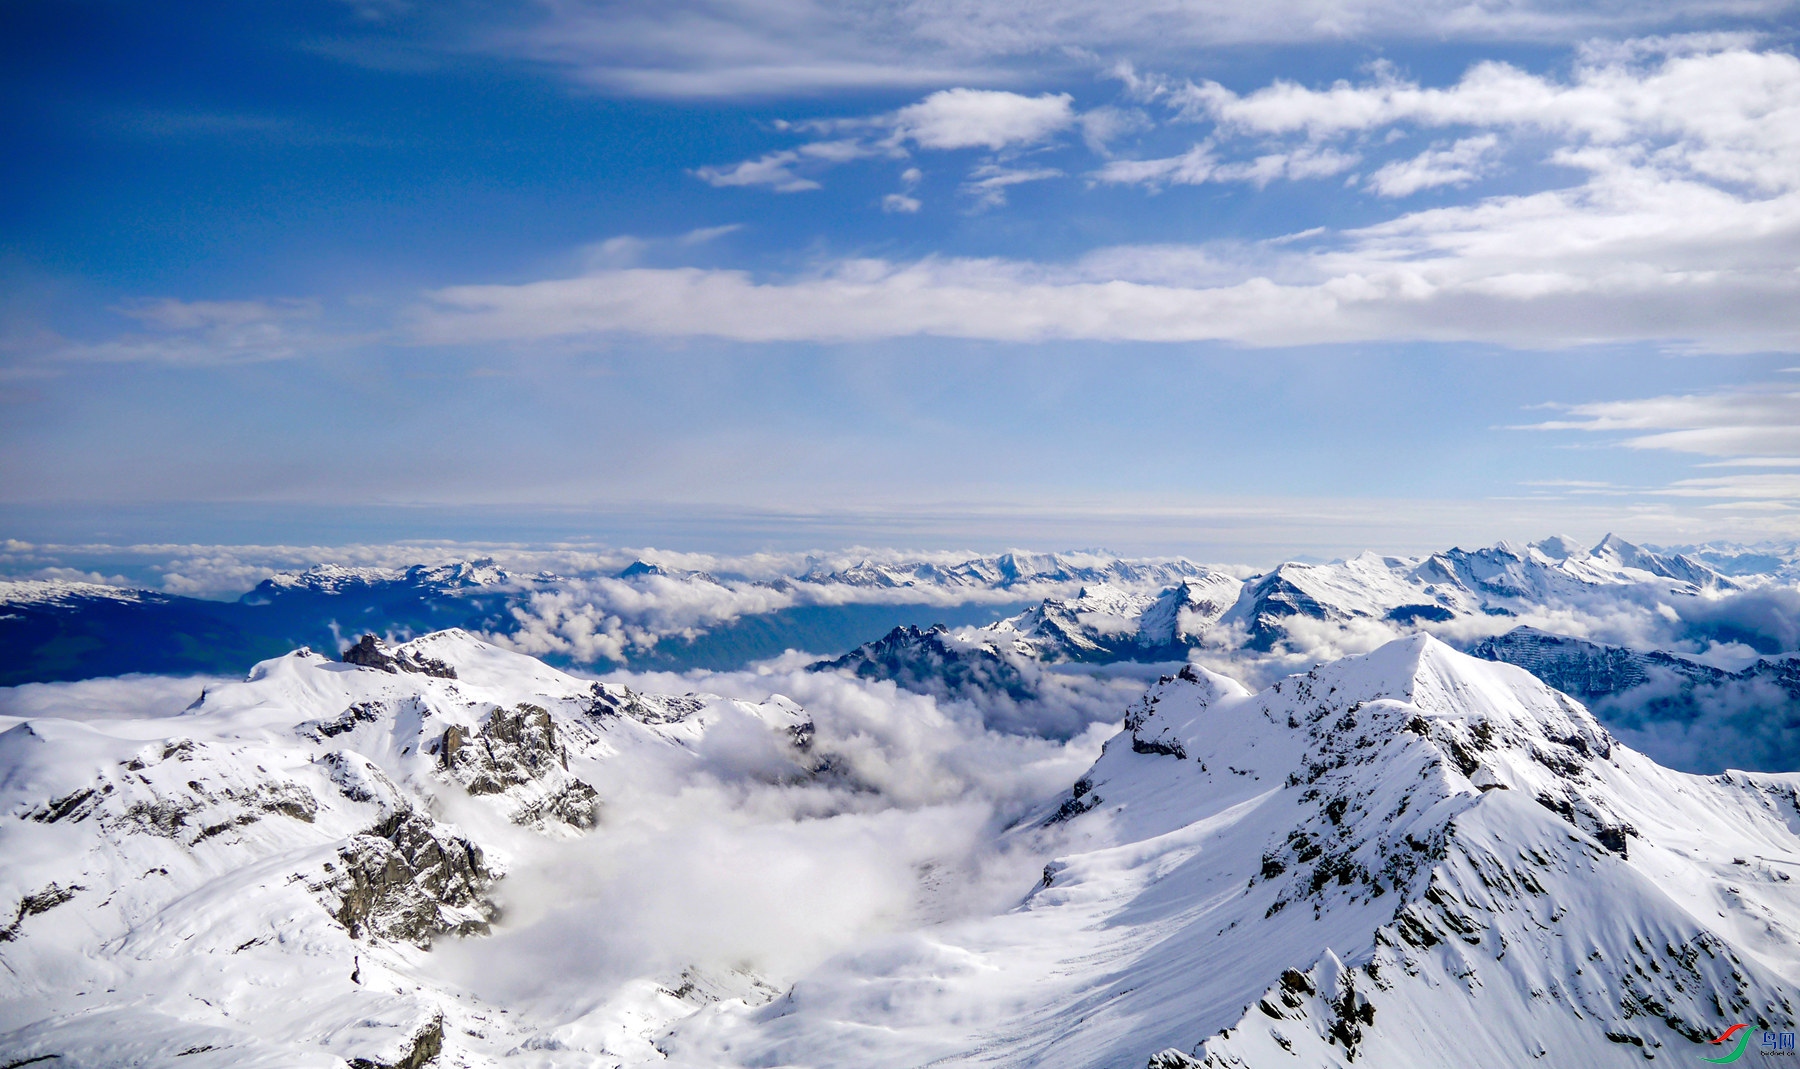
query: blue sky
3 0 1797 558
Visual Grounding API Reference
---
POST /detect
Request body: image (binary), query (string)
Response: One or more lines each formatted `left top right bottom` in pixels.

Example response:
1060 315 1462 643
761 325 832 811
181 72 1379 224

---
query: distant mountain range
0 561 533 684
5 535 1797 774
809 535 1799 771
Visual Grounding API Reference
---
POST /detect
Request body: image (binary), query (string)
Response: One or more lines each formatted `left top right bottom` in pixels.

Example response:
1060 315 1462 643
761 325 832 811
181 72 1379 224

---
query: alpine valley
2 535 1798 1067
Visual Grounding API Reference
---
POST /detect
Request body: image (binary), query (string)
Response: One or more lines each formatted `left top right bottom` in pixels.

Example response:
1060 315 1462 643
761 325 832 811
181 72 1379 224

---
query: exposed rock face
812 624 1034 702
1222 570 1336 651
298 699 388 741
1121 664 1248 762
437 704 600 829
0 882 83 942
348 1014 444 1069
342 633 458 679
25 737 319 845
1470 626 1721 701
1100 638 1796 1068
585 681 704 725
316 810 495 947
0 628 843 1065
1134 576 1244 649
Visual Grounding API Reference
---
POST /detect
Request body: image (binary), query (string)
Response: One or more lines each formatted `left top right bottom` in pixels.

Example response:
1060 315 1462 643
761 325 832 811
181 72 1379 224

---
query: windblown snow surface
3 630 1800 1067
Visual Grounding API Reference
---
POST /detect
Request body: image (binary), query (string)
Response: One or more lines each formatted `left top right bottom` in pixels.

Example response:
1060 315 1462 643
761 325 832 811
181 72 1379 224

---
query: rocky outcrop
25 738 319 845
0 882 83 943
298 699 388 741
812 624 1034 702
342 634 458 679
348 1014 444 1069
316 810 495 947
1470 626 1721 701
437 705 599 830
1222 570 1337 651
585 682 704 725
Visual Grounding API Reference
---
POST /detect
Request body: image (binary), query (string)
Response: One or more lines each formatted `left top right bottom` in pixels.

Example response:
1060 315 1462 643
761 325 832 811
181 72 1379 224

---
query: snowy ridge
1212 534 1735 652
813 623 1034 703
988 574 1246 661
1472 626 1727 699
796 551 1216 592
0 579 166 608
5 534 1779 692
0 630 816 1067
666 636 1800 1068
251 559 528 598
870 534 1748 675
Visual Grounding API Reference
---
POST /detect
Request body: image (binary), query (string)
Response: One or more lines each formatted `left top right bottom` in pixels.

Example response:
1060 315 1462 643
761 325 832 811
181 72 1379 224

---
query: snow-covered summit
670 635 1800 1068
0 629 818 1067
970 533 1742 662
0 578 165 608
250 558 524 599
797 551 1215 592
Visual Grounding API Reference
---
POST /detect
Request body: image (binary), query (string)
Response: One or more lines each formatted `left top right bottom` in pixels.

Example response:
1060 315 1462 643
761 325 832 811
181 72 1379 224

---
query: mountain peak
1529 533 1590 560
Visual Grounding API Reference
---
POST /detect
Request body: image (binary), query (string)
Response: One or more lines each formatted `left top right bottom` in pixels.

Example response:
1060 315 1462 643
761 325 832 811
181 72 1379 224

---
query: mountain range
5 534 1797 772
4 629 1798 1066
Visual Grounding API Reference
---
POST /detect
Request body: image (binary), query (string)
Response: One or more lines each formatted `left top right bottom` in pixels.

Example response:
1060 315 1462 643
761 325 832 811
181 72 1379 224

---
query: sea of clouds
431 660 1118 1046
5 536 1799 772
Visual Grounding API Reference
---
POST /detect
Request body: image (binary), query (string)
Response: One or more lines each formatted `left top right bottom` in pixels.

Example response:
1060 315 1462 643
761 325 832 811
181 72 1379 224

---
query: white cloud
1661 472 1800 500
461 0 1800 98
1078 105 1150 154
1092 143 1216 188
693 89 1071 196
693 150 822 192
1221 143 1360 185
1093 140 1359 190
412 146 1800 351
891 88 1075 150
1367 134 1500 196
883 193 922 212
117 298 316 331
1522 386 1800 509
962 164 1062 208
1184 46 1800 194
1524 389 1800 458
32 297 346 366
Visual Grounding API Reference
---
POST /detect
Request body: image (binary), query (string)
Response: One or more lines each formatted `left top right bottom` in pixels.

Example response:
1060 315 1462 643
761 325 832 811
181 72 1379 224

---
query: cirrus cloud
437 0 1800 98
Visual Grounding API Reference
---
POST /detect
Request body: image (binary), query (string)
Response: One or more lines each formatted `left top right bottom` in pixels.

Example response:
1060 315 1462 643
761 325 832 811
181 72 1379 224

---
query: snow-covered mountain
813 623 1035 703
0 551 1206 684
0 631 819 1067
1476 626 1800 773
0 563 540 685
836 535 1742 679
0 535 1770 688
670 636 1800 1067
247 560 530 599
6 629 1799 1067
817 534 1768 734
1177 534 1733 655
1674 540 1800 583
1473 626 1730 700
0 579 289 685
795 551 1214 592
985 575 1246 662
